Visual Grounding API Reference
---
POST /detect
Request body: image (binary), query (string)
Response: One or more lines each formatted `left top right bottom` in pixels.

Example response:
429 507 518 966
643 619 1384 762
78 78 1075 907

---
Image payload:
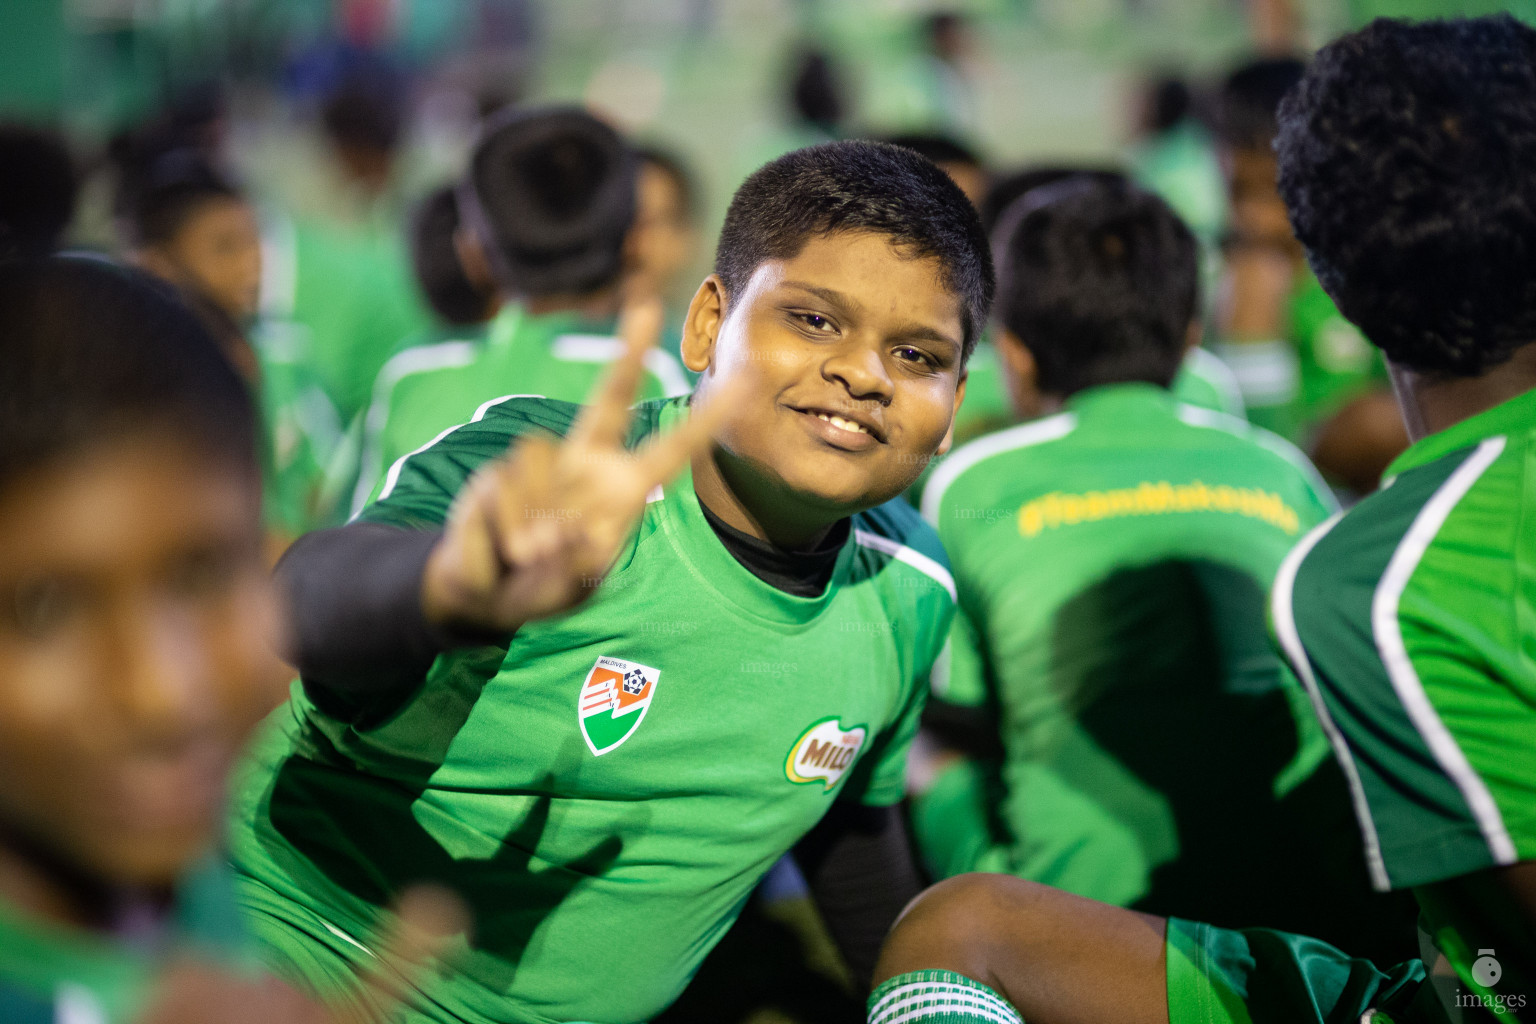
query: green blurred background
5 0 1534 247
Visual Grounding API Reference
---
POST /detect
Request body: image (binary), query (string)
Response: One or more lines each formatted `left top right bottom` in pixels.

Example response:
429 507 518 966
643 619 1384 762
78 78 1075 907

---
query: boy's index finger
564 297 662 452
617 294 665 355
330 885 471 1024
632 377 745 488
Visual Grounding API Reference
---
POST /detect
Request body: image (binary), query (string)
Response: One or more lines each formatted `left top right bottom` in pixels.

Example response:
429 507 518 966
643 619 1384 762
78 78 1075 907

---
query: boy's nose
823 343 895 403
109 604 211 741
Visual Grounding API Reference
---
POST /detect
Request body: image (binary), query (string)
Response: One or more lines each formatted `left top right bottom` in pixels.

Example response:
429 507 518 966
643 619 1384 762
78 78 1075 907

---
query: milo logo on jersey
785 717 868 791
579 656 661 756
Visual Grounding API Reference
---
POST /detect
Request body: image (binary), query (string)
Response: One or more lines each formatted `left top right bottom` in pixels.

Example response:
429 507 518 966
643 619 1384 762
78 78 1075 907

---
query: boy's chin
81 828 214 892
782 467 911 516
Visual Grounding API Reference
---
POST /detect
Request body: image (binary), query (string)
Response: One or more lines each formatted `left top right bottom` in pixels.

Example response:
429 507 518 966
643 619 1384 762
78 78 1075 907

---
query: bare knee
875 873 1053 990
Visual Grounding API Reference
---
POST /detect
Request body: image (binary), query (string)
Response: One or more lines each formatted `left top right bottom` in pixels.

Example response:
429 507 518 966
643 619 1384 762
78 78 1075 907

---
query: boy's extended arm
275 300 739 706
276 523 463 702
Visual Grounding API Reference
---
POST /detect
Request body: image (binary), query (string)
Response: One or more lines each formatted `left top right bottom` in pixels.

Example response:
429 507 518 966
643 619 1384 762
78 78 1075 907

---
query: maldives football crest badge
785 717 868 791
578 655 661 756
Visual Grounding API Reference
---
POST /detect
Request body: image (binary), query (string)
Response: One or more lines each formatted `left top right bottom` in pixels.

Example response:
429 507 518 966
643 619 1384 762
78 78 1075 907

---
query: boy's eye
165 546 239 601
894 346 937 368
795 313 836 333
8 577 85 640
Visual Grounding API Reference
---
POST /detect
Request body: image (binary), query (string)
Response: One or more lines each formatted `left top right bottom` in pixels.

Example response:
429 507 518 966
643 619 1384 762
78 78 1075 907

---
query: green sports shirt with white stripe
1272 383 1536 997
350 305 690 515
916 384 1375 935
227 395 954 1024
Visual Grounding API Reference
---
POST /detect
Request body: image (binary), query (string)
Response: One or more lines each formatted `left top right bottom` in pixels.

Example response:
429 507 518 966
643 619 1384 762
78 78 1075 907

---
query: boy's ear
936 372 968 456
681 274 727 375
452 226 497 295
997 328 1044 420
1183 319 1203 354
135 247 177 283
996 328 1037 383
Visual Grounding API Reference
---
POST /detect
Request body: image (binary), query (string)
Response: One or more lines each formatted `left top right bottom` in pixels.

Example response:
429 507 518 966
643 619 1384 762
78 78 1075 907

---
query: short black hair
993 177 1199 396
787 48 845 133
714 140 993 356
409 185 493 326
1218 56 1306 148
1146 75 1192 135
1277 15 1536 377
0 257 256 490
460 106 636 297
120 149 242 249
321 72 404 155
0 122 78 260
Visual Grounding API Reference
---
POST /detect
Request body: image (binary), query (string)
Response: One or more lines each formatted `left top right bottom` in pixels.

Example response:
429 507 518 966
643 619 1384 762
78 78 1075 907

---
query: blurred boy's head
685 140 992 516
409 185 498 327
626 145 700 302
787 47 846 136
992 175 1199 414
1277 15 1536 379
883 133 988 208
978 165 1124 238
458 107 636 302
126 152 263 324
321 72 405 198
0 123 79 260
1217 56 1306 247
0 258 273 901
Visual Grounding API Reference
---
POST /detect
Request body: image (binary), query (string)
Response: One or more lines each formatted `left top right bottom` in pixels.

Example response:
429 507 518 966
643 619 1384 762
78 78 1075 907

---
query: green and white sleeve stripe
1271 510 1389 890
1370 437 1518 867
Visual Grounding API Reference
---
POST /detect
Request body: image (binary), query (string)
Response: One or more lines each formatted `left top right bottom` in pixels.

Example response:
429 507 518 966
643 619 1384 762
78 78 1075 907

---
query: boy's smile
683 230 967 546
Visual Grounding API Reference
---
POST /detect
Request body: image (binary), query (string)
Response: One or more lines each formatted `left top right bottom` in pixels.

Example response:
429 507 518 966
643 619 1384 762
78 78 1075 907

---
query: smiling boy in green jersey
863 15 1536 1024
227 139 991 1024
351 109 689 515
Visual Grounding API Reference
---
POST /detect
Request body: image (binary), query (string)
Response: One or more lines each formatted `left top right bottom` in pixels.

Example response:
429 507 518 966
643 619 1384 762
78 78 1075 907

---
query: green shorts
1165 918 1444 1024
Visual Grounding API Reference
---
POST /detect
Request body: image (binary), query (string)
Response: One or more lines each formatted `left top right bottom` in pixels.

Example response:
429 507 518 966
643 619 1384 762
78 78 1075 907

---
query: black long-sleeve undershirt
792 801 926 991
276 524 456 713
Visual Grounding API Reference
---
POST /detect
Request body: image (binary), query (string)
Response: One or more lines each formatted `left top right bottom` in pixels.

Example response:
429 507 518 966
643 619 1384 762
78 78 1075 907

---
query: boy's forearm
275 523 461 698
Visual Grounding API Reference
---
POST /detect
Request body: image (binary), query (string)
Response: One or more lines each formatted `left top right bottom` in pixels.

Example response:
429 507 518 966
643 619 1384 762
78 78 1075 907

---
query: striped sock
867 970 1023 1024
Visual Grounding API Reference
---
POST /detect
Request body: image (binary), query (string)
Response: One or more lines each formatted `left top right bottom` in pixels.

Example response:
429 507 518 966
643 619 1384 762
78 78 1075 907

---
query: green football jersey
1288 272 1389 430
261 212 435 424
350 306 689 517
954 341 1246 452
0 857 253 1024
918 383 1348 929
1174 346 1247 421
253 322 353 536
908 345 1248 508
1272 384 1536 1010
1215 271 1386 445
228 395 954 1024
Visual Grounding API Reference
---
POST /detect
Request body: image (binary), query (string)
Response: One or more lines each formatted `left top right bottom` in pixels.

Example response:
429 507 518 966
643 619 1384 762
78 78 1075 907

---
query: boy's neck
690 447 842 551
0 831 132 932
1389 343 1536 442
523 286 622 321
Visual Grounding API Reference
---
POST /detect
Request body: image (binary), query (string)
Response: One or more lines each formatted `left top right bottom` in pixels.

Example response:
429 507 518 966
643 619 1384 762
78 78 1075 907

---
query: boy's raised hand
420 298 735 635
138 885 469 1024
